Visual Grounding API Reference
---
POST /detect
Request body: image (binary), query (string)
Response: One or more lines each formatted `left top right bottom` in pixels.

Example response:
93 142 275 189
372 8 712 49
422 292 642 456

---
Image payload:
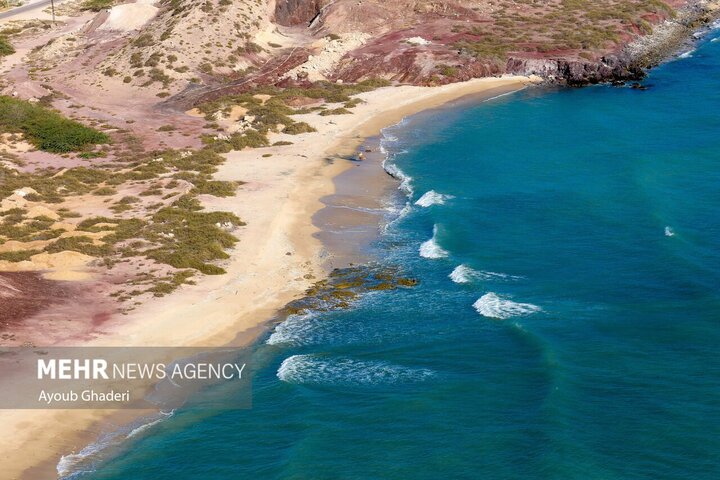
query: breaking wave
415 190 454 207
664 226 675 237
473 293 541 320
58 410 174 478
381 201 412 234
277 355 435 386
267 312 320 346
419 225 448 258
383 162 414 196
678 49 695 59
449 264 520 283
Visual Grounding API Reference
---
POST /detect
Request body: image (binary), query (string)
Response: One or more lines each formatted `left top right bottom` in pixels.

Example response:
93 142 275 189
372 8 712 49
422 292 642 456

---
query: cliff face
505 56 644 86
506 0 720 85
274 0 323 26
306 0 716 86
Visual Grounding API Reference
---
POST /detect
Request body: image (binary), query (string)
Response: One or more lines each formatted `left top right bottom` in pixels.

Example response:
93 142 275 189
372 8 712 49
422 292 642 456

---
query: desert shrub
0 250 41 262
80 0 115 11
283 122 316 134
0 96 109 152
319 108 351 116
145 196 244 274
0 37 14 57
46 235 112 256
192 180 237 197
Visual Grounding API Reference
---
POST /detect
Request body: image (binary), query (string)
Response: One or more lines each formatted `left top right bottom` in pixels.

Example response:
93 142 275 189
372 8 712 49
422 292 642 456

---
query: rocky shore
507 0 720 85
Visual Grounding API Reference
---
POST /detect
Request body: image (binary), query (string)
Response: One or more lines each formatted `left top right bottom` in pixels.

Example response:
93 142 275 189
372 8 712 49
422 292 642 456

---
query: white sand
99 1 159 32
0 76 539 480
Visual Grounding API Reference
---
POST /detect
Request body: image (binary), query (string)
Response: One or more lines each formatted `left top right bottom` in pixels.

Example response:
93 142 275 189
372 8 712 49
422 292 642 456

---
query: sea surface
63 28 720 480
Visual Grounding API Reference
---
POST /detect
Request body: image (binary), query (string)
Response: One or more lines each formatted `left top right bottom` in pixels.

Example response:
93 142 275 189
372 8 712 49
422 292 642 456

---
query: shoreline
0 75 537 480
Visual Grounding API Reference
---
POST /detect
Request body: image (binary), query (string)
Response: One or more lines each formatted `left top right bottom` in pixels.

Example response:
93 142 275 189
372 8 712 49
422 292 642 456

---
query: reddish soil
0 272 116 347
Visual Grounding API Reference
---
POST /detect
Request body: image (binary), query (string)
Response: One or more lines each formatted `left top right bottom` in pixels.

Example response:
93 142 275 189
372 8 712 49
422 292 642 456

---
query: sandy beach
0 75 536 479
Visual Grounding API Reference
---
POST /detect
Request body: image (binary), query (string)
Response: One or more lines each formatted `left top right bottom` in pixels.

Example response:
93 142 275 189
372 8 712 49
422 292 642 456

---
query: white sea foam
473 293 541 320
415 190 454 207
678 49 695 59
419 225 448 259
665 226 675 237
449 264 476 283
57 411 174 478
126 410 174 439
277 355 435 386
267 312 319 346
449 264 520 283
383 163 414 195
713 38 719 42
482 87 525 103
381 201 412 234
57 443 105 479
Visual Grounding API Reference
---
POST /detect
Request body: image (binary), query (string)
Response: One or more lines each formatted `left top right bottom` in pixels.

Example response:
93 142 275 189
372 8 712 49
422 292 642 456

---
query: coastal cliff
506 0 720 85
313 0 720 87
274 0 323 26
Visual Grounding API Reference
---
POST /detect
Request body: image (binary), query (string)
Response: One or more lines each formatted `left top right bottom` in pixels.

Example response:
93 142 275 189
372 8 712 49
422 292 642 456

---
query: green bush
80 0 114 11
0 37 14 57
146 196 244 274
0 96 109 152
0 250 41 262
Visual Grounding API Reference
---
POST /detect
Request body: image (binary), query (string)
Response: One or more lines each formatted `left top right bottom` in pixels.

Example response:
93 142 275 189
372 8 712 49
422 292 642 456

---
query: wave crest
383 163 413 196
473 293 541 319
57 410 174 478
419 225 448 259
415 190 454 207
449 265 520 283
277 355 435 386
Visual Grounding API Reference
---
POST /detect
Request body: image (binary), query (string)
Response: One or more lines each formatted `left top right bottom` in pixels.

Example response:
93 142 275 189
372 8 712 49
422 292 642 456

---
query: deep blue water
67 32 720 480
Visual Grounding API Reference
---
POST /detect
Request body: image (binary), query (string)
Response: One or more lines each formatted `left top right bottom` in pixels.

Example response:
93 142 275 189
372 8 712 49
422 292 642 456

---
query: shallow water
66 29 720 480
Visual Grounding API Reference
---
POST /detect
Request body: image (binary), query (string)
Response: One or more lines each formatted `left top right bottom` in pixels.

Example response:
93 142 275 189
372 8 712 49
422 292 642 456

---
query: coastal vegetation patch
0 96 109 153
196 79 389 149
0 36 14 57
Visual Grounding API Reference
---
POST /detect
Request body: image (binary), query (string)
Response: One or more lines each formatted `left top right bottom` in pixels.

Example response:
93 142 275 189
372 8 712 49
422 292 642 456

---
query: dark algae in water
282 265 419 315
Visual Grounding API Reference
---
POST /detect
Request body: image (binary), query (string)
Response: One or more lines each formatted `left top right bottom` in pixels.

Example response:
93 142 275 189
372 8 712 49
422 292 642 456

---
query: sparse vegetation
0 36 14 57
0 96 109 152
80 0 115 12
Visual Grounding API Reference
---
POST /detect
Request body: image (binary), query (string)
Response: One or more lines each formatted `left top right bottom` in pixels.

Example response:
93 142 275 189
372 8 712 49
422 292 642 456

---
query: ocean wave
473 293 541 320
57 410 174 479
678 49 695 59
449 264 520 283
415 190 454 207
482 88 525 103
383 162 414 196
419 225 448 259
126 410 174 439
665 226 675 237
277 355 435 386
267 312 319 346
381 201 412 234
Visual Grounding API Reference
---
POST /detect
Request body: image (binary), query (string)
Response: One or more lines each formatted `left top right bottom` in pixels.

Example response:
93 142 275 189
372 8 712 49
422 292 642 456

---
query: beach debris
215 221 235 231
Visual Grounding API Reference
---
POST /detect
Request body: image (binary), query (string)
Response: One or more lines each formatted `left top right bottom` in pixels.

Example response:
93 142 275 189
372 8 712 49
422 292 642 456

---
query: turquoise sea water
65 31 720 480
